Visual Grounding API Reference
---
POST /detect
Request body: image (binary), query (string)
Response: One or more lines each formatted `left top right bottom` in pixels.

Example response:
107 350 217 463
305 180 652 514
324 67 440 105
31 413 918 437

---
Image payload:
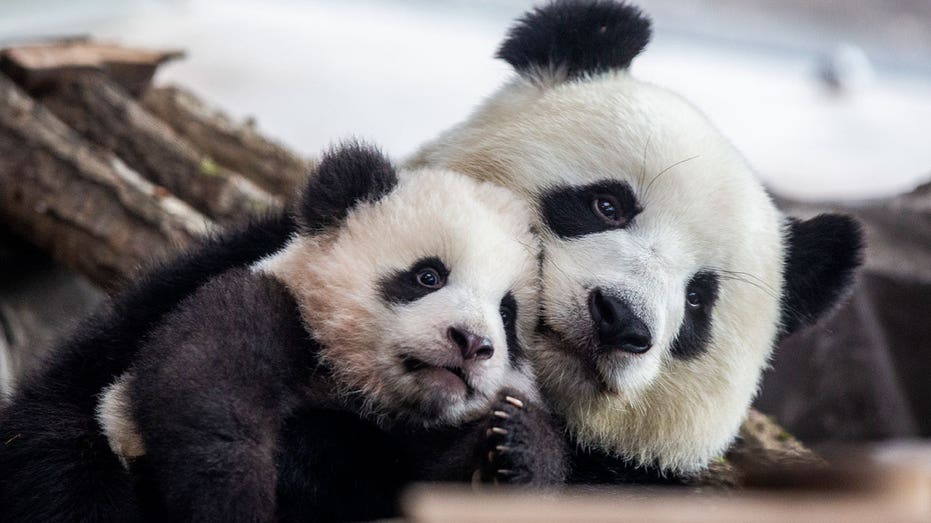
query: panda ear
497 0 652 83
779 214 865 337
296 141 398 235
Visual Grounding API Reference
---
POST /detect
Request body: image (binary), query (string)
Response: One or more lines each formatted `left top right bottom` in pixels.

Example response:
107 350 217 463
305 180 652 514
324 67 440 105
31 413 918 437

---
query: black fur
497 0 652 81
274 409 407 522
780 214 865 336
379 256 450 304
129 270 320 522
0 212 295 522
540 180 641 239
298 142 397 234
500 292 523 365
670 271 720 360
567 444 686 485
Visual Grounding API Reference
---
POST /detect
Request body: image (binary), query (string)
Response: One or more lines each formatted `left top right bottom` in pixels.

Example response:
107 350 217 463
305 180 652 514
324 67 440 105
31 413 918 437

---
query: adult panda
407 0 865 482
0 143 558 521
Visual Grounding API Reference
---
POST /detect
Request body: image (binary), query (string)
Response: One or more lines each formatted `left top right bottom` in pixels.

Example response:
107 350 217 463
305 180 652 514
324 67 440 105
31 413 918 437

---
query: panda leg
128 269 321 521
130 361 284 522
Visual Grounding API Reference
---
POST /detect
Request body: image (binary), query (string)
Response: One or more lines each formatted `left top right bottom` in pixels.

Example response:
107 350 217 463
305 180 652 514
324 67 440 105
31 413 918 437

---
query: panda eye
499 305 514 326
415 268 444 289
686 290 702 309
592 195 619 221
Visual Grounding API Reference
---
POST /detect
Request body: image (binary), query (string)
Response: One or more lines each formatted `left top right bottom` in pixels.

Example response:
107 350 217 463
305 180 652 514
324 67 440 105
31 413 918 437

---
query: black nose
588 289 652 354
447 327 495 360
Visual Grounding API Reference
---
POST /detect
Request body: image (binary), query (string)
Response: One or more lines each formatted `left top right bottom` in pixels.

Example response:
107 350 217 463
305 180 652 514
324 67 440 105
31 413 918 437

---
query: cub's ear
497 0 651 83
296 142 398 234
779 214 865 337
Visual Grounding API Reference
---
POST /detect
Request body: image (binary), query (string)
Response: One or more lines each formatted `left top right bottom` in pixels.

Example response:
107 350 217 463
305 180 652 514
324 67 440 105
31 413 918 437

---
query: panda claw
493 410 510 419
490 427 508 435
496 444 510 452
504 396 524 408
497 469 513 476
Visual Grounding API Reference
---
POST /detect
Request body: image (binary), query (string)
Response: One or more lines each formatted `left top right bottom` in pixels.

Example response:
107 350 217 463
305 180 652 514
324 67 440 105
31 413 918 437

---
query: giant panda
0 2 865 513
0 142 560 522
406 0 865 482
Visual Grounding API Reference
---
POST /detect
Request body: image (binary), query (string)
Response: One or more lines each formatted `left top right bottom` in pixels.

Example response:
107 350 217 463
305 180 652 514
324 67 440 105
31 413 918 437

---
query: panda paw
476 390 567 486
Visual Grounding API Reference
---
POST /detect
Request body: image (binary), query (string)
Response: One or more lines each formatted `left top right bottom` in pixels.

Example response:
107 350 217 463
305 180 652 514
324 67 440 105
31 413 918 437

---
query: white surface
2 0 930 200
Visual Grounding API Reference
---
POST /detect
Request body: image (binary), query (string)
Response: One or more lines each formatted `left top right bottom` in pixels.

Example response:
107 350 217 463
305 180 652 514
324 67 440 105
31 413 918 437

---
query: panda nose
588 288 652 354
447 327 495 361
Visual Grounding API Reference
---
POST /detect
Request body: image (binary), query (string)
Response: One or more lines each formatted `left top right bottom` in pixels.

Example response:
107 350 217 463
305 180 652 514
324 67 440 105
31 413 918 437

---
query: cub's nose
447 326 495 360
588 288 652 354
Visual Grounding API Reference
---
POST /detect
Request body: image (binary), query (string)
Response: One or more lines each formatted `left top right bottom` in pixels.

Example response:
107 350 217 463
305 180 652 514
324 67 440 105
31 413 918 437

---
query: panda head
258 142 540 428
409 1 864 472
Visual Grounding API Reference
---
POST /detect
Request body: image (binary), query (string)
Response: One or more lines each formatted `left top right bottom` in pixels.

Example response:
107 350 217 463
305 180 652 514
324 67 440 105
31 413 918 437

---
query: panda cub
409 0 865 482
96 142 543 520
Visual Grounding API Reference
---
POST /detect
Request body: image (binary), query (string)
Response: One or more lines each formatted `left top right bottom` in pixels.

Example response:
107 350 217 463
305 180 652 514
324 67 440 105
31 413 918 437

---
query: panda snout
588 289 652 354
447 326 495 361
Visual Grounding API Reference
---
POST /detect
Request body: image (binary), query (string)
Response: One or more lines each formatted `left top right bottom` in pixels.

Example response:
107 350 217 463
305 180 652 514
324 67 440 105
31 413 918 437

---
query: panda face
408 0 863 475
409 74 786 470
259 168 540 428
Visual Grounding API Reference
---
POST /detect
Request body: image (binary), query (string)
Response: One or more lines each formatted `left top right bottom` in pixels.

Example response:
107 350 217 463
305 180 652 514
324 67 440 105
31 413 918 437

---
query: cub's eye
593 196 619 221
415 268 444 289
686 290 702 309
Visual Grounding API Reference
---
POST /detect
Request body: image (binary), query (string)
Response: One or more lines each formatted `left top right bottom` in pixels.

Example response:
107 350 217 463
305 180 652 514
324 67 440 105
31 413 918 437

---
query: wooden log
31 74 281 222
0 73 209 290
0 40 182 97
142 85 311 197
404 462 931 523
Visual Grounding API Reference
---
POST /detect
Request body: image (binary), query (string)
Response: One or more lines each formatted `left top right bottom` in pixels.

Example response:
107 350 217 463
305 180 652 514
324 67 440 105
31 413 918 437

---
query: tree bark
0 73 209 291
142 85 311 197
0 39 183 97
32 74 280 223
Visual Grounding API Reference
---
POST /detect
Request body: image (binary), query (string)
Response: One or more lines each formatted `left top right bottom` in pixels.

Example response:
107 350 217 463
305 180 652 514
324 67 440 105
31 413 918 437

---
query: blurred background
3 0 931 199
1 0 929 450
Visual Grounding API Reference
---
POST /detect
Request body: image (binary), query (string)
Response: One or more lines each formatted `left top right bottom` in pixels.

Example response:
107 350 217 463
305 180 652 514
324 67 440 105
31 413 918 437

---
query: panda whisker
636 131 654 199
713 268 780 296
542 254 576 283
707 265 780 297
717 274 780 301
644 154 700 200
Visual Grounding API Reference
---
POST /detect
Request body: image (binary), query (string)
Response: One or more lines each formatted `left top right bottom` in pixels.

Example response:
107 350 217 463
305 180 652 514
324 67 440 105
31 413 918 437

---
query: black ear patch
780 214 865 336
497 0 652 82
297 142 398 234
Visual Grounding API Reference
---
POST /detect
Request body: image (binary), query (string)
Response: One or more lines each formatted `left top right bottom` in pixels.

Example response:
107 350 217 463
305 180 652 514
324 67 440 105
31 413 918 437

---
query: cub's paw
476 391 567 486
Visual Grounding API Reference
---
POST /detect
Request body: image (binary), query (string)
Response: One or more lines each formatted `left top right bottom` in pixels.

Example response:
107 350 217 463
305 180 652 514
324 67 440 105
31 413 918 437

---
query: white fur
97 373 146 466
408 72 785 473
255 167 541 427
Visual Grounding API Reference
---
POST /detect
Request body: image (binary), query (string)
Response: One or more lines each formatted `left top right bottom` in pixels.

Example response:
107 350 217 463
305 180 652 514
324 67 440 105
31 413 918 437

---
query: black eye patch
671 271 720 360
499 292 524 366
379 257 449 304
540 180 642 239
